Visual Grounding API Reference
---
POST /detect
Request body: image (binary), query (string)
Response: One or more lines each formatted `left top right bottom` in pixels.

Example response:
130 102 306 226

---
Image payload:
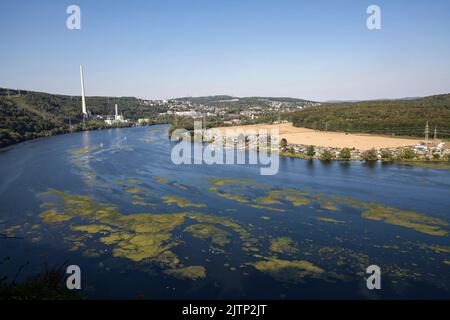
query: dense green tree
306 145 315 158
401 148 416 160
291 94 450 138
289 146 295 154
320 150 333 161
339 148 351 160
280 138 288 151
381 149 394 161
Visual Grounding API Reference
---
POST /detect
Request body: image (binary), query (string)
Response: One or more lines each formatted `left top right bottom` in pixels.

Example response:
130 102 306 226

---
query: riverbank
279 151 450 169
211 122 450 162
213 123 424 150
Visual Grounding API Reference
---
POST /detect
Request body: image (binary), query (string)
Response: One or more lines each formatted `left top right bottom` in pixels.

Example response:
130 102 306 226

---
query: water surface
1 125 449 299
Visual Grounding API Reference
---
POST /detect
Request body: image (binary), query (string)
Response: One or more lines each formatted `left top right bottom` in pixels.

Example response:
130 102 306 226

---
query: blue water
0 125 449 299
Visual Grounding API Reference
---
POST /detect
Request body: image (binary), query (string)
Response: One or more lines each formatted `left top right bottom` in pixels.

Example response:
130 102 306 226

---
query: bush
362 148 378 162
280 138 288 151
402 148 416 160
320 150 334 161
381 149 394 161
339 148 351 160
306 145 315 158
433 153 441 160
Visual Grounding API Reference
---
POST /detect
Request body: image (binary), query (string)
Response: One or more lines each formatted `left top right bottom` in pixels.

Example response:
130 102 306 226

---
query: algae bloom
251 258 325 283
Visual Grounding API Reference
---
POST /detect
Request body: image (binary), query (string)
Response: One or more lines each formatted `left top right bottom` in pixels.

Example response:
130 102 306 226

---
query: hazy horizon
1 85 449 104
1 0 450 101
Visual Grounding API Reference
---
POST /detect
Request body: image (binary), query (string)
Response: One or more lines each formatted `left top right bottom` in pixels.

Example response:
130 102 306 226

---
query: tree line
0 88 169 148
291 94 450 139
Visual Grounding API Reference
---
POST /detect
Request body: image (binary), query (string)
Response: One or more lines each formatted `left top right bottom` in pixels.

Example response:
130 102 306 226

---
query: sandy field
213 123 423 150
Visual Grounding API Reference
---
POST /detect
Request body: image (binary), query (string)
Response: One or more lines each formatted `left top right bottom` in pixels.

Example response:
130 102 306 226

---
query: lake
1 125 449 299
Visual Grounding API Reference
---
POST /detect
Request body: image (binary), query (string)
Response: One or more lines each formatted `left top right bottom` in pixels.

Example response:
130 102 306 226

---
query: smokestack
115 104 118 118
80 65 87 116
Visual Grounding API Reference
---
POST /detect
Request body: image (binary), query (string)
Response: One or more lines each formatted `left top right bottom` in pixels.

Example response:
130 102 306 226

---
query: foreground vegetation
0 263 81 300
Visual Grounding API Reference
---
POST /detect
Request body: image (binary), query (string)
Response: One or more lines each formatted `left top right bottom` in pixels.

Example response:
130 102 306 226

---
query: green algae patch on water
208 179 269 205
312 245 371 276
320 204 338 211
184 224 231 246
418 244 450 254
255 189 310 208
125 187 141 194
154 176 169 183
31 236 42 243
127 179 142 185
255 196 282 205
250 205 285 212
209 186 251 203
83 249 103 258
39 189 187 265
316 217 345 224
71 225 114 234
112 233 176 262
40 201 57 208
162 196 206 208
208 178 253 186
285 195 310 207
3 225 21 236
361 205 448 237
39 209 72 224
270 237 299 255
37 189 260 280
131 200 156 207
164 266 206 280
331 195 450 237
70 145 102 157
251 258 324 283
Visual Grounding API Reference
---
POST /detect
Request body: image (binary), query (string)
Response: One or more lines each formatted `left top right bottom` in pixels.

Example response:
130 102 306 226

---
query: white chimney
80 65 87 116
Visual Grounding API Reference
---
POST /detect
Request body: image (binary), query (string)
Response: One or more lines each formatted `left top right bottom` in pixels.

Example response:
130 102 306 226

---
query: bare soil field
213 123 424 150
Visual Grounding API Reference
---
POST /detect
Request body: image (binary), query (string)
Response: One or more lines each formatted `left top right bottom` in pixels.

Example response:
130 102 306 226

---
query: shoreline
213 122 425 150
209 122 450 163
2 123 450 169
278 151 450 168
0 121 169 151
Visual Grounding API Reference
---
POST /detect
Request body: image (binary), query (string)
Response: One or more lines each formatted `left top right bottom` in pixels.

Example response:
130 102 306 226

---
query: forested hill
291 94 450 138
174 95 314 109
0 88 166 119
0 88 165 148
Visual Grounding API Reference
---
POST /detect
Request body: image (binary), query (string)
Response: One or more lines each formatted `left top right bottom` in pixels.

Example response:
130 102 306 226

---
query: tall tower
115 104 119 119
425 121 429 141
80 65 88 117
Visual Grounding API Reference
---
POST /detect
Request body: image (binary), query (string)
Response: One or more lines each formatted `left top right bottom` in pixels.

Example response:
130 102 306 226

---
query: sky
0 0 449 101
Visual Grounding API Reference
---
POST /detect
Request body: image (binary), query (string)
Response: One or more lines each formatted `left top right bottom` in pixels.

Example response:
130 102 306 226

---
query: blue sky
1 0 449 101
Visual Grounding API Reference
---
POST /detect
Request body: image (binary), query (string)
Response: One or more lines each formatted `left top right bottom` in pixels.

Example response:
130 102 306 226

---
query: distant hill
291 94 450 138
2 87 450 148
174 95 315 114
174 95 313 104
